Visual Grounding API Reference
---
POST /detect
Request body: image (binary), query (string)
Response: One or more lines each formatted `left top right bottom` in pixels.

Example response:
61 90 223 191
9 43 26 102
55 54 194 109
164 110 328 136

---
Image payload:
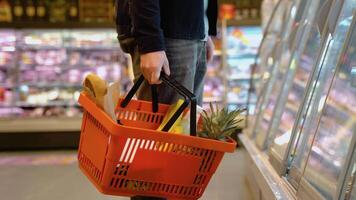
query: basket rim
78 93 237 152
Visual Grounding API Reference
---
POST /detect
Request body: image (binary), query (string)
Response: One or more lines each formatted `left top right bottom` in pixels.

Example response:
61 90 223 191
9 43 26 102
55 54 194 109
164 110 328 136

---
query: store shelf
19 83 82 88
228 100 247 105
295 78 307 89
18 46 118 51
220 19 262 26
15 101 79 108
203 97 223 103
286 102 299 113
0 116 81 133
0 64 14 69
0 102 13 107
0 84 14 89
0 22 115 29
228 74 260 80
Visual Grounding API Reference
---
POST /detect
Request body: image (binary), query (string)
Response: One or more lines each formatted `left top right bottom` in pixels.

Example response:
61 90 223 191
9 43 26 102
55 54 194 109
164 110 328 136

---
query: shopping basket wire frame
77 74 237 200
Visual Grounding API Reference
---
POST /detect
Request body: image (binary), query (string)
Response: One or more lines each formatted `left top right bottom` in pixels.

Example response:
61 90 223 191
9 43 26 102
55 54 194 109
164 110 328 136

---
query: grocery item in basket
181 105 204 135
82 73 107 109
157 98 185 133
103 82 120 121
83 73 121 122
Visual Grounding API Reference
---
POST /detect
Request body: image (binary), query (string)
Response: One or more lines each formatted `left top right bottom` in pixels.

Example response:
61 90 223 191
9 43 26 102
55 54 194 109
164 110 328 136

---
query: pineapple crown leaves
198 102 246 141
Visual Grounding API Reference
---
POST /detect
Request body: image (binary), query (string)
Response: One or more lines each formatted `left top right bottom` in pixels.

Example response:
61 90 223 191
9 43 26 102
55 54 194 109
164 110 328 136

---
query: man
115 0 218 199
116 0 217 106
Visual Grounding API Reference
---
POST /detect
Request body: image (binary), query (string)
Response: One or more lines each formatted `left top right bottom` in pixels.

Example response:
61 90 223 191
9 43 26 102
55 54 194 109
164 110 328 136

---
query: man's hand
206 36 215 63
140 51 170 84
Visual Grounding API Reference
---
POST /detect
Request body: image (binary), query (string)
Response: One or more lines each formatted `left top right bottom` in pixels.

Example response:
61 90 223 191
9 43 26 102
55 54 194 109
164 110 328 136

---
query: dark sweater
115 0 218 53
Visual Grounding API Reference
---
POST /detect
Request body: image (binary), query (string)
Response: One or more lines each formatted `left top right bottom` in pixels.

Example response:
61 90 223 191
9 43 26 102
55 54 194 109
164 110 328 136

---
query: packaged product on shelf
0 30 16 48
11 0 25 22
20 50 36 66
19 69 37 83
48 0 66 23
36 65 61 82
36 0 47 21
35 49 66 66
21 31 63 47
67 0 79 21
0 52 13 66
79 0 114 23
24 0 36 22
0 0 12 22
64 69 81 84
0 107 24 117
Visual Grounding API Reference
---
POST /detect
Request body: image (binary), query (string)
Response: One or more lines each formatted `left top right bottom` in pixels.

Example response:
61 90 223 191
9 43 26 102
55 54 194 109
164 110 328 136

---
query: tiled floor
0 148 252 200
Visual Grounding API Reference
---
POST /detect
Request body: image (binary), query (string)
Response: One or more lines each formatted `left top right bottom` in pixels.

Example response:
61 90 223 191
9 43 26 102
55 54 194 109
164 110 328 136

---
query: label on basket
128 150 202 185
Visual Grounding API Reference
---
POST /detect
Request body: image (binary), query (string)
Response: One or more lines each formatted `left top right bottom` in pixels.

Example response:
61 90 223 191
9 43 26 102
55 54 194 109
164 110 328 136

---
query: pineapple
198 103 245 141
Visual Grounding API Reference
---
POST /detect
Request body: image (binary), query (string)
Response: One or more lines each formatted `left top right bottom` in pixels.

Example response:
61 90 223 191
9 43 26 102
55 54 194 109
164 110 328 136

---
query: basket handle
120 73 197 136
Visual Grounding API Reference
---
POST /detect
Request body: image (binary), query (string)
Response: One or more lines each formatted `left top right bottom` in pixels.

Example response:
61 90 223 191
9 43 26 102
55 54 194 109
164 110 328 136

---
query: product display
243 0 356 199
255 0 312 149
252 0 300 141
0 29 130 119
225 26 262 114
79 0 114 23
301 9 355 199
3 0 115 24
273 2 327 181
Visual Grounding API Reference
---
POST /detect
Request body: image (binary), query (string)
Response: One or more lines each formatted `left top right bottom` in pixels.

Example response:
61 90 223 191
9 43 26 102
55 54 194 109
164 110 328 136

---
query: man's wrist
137 35 165 54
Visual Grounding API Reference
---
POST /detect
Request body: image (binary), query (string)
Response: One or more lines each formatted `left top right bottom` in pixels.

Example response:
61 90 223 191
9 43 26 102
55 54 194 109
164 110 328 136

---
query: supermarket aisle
0 148 252 200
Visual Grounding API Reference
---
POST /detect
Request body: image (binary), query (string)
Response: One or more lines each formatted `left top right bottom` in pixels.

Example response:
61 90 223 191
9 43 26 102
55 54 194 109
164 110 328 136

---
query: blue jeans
129 38 207 106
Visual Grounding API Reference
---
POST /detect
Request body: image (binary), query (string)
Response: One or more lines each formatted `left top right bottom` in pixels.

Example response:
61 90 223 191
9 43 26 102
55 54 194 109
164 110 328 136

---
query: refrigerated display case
0 28 130 132
251 0 304 144
248 0 287 102
341 149 356 200
239 0 356 199
300 11 356 199
254 0 309 150
350 169 356 200
266 0 334 175
245 0 290 137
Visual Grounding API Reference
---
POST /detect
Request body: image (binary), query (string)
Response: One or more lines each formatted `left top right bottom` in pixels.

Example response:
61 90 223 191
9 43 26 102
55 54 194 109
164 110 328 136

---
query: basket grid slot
114 164 129 176
206 152 217 172
86 112 110 137
198 150 208 172
79 152 103 182
109 177 202 198
116 110 164 125
201 151 213 172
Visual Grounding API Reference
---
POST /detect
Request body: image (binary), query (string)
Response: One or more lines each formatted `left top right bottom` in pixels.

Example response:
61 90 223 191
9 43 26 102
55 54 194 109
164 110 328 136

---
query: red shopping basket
77 74 236 200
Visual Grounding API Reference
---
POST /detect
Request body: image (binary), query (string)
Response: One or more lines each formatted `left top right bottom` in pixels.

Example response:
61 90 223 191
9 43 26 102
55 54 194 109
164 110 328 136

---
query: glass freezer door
247 0 291 138
251 0 300 139
267 0 333 175
252 0 290 98
252 0 306 149
299 6 356 199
